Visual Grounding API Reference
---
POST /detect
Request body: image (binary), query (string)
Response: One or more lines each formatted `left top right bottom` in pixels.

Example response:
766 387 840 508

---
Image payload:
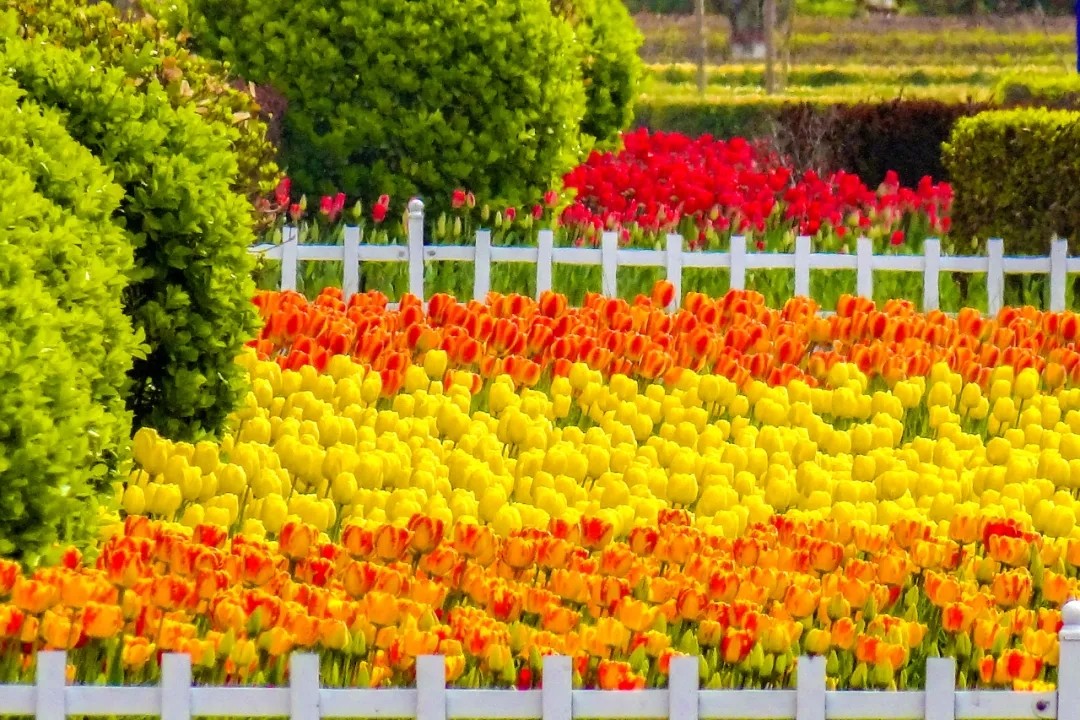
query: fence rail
248 199 1080 314
11 601 1080 720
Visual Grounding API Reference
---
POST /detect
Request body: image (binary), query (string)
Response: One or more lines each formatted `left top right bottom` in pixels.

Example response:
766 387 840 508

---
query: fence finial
1064 599 1080 631
1059 598 1080 720
408 198 425 216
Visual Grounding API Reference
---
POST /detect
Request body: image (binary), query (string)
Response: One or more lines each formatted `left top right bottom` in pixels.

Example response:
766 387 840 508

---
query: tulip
82 601 124 639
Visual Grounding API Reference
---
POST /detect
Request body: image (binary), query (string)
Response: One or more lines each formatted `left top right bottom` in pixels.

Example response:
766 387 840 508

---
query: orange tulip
407 514 445 555
277 521 317 561
453 523 497 565
82 602 124 639
579 516 614 552
501 537 536 570
122 637 156 669
12 578 58 616
342 524 375 560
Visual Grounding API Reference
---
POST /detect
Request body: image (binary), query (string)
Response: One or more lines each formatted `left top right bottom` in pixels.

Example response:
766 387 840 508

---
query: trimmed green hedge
943 108 1080 255
635 96 981 186
776 99 988 186
574 0 644 145
9 0 280 225
633 94 787 138
995 74 1080 110
189 0 586 214
0 77 137 563
3 30 258 441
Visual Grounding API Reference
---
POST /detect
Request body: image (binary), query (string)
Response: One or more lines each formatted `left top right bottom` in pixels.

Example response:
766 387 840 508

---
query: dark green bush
571 0 644 145
776 99 988 186
633 94 785 137
188 0 586 215
636 95 981 186
0 78 137 563
996 74 1080 110
8 0 280 226
943 108 1080 255
2 31 259 441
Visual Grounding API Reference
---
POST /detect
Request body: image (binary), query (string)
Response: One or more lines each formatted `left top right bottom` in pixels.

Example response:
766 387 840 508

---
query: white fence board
448 690 543 719
320 688 414 718
954 691 1057 719
190 687 289 716
699 690 797 719
826 691 924 719
665 234 683 312
542 655 572 720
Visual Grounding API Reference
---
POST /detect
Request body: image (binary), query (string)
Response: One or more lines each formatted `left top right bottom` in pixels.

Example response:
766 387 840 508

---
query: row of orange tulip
248 286 1080 395
3 508 1070 691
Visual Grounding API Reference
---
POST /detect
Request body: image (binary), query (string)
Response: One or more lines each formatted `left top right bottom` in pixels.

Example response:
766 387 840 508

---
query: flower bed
253 129 996 311
4 285 1079 692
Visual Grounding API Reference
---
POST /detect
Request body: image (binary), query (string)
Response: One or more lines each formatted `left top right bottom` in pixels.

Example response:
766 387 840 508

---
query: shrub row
636 21 1071 66
646 62 1059 89
0 0 268 560
0 76 137 564
3 32 260 441
180 0 641 215
9 0 279 223
634 96 987 187
944 108 1080 257
995 74 1080 110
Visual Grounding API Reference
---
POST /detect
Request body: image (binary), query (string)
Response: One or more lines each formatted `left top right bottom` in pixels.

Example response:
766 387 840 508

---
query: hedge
0 78 137 563
995 74 1080 110
635 96 982 185
776 99 988 187
9 0 280 225
3 31 259 441
189 0 586 216
573 0 644 145
943 108 1080 256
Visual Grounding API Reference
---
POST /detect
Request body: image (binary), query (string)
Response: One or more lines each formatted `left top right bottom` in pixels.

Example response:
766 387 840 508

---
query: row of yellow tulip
120 351 1080 544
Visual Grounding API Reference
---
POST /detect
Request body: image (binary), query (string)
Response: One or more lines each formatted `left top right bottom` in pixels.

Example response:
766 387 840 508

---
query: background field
629 12 1077 148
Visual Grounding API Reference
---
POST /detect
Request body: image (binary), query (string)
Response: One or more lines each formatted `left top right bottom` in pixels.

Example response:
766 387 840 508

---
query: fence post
795 655 825 720
924 657 955 720
601 232 618 298
923 238 941 312
290 653 320 720
542 655 573 720
536 230 554 299
730 236 747 291
162 653 193 720
281 225 299 293
35 651 66 720
407 199 425 302
987 238 1004 318
1051 237 1068 313
416 655 446 720
794 235 811 299
856 236 873 300
665 234 683 313
1058 600 1080 720
669 654 699 720
474 230 492 303
343 226 361 304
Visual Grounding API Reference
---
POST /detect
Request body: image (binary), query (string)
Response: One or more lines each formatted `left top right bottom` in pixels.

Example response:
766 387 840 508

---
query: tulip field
7 279 1080 697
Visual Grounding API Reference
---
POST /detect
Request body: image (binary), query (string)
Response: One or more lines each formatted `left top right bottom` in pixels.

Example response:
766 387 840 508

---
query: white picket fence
11 600 1080 720
248 199 1080 314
